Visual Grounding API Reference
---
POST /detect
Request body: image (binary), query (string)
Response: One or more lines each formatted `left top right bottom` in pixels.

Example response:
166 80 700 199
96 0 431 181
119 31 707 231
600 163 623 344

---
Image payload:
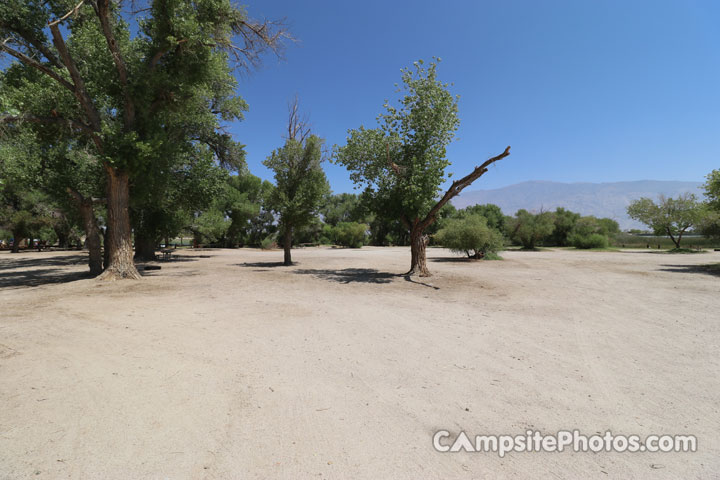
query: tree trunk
667 228 680 249
11 231 20 253
55 228 69 249
103 228 110 270
77 201 103 276
134 233 157 261
283 227 293 266
407 227 430 276
99 167 141 280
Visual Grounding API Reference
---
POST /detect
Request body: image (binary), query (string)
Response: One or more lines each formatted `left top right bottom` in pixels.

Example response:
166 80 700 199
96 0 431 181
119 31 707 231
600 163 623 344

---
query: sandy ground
0 246 718 479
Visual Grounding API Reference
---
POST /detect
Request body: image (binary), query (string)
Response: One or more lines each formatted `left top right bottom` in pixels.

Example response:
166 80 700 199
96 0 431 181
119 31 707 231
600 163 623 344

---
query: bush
435 214 504 259
570 233 609 249
331 222 367 248
506 210 555 249
260 235 276 250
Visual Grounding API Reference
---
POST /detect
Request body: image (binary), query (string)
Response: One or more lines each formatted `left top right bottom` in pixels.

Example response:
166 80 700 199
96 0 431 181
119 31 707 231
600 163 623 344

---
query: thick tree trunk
11 231 20 253
99 167 141 280
77 201 103 276
283 227 293 266
134 233 157 261
407 227 430 276
68 189 103 276
55 229 69 249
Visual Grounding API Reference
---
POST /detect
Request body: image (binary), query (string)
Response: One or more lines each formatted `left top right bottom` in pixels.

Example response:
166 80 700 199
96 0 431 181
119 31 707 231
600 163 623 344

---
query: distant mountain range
453 180 705 230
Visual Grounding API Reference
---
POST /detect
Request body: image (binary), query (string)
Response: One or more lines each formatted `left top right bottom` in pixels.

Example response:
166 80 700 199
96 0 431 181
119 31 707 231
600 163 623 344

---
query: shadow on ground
236 261 288 269
0 253 88 271
0 268 93 289
430 256 480 263
293 268 397 284
658 264 720 277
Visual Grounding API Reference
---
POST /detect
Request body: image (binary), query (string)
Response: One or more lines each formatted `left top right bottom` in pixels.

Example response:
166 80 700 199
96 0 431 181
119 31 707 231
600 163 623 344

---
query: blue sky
232 1 719 193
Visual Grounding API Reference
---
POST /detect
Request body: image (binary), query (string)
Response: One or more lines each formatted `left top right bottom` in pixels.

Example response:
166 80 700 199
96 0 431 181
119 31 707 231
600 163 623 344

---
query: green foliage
544 207 581 246
506 210 555 249
260 234 276 250
571 232 609 249
320 193 364 226
334 58 459 228
192 209 229 245
702 170 720 240
329 222 368 248
435 214 504 258
264 135 330 237
455 204 505 231
567 216 611 249
627 194 706 248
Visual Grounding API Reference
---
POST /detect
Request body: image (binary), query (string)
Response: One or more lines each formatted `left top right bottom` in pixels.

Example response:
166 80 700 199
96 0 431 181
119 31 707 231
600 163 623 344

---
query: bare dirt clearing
1 247 718 479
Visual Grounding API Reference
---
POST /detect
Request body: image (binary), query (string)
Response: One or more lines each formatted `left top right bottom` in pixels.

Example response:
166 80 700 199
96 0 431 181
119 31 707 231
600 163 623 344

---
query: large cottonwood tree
0 0 288 279
334 59 510 276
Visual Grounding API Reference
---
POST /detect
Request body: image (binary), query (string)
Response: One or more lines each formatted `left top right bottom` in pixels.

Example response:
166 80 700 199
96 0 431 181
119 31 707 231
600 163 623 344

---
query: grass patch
483 252 503 260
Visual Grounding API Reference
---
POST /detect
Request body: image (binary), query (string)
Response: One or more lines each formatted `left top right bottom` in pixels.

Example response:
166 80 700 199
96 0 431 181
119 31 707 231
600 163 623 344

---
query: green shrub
331 222 367 248
260 235 276 250
570 232 609 249
435 214 504 259
506 210 555 249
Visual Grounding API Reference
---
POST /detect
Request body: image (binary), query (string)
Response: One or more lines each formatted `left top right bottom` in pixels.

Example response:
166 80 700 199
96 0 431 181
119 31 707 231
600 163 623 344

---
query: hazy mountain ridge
453 180 705 230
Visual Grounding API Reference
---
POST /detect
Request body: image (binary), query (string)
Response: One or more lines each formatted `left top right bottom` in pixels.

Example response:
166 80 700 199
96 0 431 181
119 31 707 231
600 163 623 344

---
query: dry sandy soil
0 246 718 479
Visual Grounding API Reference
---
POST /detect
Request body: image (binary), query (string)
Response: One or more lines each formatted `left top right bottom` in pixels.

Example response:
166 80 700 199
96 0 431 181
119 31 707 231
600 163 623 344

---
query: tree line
2 2 717 279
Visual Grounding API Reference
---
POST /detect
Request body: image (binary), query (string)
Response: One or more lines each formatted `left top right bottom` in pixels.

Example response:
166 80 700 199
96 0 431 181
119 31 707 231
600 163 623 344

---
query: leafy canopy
333 58 459 225
264 135 330 230
436 214 504 258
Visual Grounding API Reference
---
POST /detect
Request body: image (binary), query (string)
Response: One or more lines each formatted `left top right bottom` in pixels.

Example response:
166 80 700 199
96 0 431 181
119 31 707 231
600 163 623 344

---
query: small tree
627 194 705 249
264 125 329 264
506 210 555 249
435 214 504 259
334 59 510 276
545 207 581 246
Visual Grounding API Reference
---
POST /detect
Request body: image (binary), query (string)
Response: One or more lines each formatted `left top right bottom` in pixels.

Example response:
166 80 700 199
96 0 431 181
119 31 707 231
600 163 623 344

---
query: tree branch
0 39 75 92
48 10 103 133
93 0 135 128
1 114 104 153
419 146 511 229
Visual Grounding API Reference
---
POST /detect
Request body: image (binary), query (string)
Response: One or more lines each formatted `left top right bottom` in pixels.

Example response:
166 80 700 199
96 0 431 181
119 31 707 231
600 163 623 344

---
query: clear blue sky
232 0 719 193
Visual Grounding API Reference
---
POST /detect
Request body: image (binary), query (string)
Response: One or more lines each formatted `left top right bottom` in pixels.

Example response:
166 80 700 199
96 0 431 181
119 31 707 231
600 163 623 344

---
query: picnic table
160 248 174 260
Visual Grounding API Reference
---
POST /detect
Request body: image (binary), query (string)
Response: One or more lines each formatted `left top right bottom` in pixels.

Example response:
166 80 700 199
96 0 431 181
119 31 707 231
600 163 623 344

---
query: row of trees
3 2 510 278
0 0 290 279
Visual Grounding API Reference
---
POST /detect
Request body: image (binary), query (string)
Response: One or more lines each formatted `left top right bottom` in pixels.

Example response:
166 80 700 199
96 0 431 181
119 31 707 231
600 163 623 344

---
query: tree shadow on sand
293 268 397 284
0 268 93 289
236 261 288 269
0 253 88 271
430 256 480 263
658 264 720 277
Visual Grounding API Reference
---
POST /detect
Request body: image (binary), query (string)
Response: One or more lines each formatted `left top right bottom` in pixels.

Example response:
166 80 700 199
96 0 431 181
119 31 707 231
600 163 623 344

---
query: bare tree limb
48 1 86 26
285 95 311 142
419 146 511 229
